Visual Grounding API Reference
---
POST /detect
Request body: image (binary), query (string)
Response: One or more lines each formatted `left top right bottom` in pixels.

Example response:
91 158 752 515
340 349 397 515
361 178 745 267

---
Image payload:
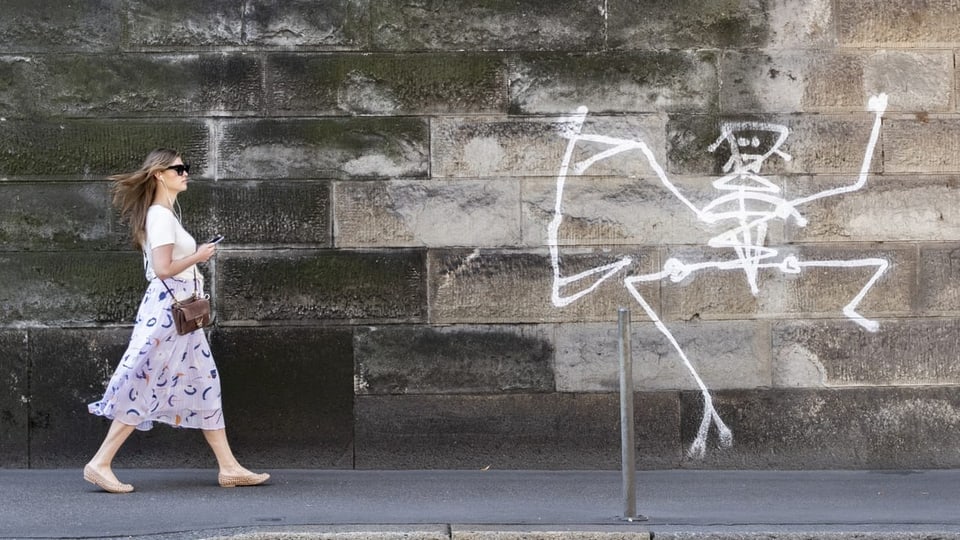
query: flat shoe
83 465 134 494
218 472 270 488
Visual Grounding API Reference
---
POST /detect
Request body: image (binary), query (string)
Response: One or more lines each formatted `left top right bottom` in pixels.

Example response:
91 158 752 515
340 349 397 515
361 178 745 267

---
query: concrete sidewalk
1 469 958 539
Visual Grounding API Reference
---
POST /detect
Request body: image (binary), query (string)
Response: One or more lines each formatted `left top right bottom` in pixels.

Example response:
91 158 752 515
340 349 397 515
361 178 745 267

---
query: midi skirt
88 278 225 431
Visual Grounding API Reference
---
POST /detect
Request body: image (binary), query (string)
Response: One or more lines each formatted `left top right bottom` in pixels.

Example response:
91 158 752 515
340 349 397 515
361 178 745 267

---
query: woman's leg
202 429 269 487
84 419 136 492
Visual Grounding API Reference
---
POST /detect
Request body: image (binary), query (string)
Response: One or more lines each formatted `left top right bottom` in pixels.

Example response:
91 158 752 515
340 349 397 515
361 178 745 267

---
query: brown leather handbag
161 271 211 335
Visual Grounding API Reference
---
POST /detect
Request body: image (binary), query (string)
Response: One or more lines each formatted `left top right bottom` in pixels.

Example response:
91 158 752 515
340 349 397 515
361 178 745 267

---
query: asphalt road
2 469 959 539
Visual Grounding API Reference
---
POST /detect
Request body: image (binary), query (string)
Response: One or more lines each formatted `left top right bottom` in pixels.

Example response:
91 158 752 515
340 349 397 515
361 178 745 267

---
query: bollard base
617 515 649 523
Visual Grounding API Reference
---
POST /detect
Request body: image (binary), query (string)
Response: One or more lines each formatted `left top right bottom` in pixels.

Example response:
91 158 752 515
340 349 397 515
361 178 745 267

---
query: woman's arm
151 243 217 280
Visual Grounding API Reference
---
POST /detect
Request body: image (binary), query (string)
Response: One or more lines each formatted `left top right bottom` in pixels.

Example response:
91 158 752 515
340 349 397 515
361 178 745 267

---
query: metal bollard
618 308 647 522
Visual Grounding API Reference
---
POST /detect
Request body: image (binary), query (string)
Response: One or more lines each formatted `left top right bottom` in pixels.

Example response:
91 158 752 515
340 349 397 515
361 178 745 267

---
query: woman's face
156 158 190 195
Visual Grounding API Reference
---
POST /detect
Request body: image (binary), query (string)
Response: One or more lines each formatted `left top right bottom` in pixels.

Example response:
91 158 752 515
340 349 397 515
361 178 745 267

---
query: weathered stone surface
243 0 361 48
432 115 667 179
555 321 771 392
21 53 263 116
607 0 769 49
0 120 209 179
428 248 660 324
335 179 521 248
181 181 331 247
218 118 428 180
347 0 605 51
837 0 960 46
508 52 718 114
209 326 354 468
884 117 960 174
787 175 960 242
126 0 244 48
721 50 952 113
0 57 36 118
917 246 960 315
660 244 915 322
668 114 886 176
765 0 836 48
218 250 426 323
522 175 785 248
267 53 507 115
0 0 123 52
0 253 148 325
354 393 681 469
354 325 555 395
0 330 28 467
773 318 960 388
681 387 960 468
0 182 127 251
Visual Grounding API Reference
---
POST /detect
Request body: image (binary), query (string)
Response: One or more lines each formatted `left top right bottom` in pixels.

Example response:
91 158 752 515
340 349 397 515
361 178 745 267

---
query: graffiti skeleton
548 94 889 458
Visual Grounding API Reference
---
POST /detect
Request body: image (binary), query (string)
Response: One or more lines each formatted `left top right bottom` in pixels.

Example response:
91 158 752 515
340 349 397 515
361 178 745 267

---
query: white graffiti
549 94 889 458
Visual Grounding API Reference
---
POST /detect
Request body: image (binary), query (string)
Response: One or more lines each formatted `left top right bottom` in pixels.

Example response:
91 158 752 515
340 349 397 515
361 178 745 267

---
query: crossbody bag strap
160 269 199 305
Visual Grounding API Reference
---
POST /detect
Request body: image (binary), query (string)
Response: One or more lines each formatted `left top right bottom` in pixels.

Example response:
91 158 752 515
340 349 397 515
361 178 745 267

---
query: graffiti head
707 122 792 176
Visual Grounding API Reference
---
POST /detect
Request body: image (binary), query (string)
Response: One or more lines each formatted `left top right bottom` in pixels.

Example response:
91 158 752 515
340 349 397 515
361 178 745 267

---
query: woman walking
85 149 269 493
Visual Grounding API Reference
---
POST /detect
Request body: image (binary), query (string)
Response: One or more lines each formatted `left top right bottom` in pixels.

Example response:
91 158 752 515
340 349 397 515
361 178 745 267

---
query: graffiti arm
549 108 632 307
788 94 888 210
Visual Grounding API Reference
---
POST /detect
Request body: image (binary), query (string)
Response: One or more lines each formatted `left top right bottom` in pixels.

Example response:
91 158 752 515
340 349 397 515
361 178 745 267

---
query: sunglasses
165 164 191 176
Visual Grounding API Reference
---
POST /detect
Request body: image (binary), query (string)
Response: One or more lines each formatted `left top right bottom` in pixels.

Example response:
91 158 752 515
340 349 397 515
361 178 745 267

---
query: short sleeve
145 207 177 249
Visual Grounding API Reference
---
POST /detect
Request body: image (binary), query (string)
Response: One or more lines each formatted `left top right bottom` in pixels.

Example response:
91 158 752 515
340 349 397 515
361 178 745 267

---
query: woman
85 149 269 493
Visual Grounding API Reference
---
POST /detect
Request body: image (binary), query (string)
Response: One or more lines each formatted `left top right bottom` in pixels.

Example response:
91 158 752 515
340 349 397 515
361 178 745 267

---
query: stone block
0 182 127 251
428 248 660 324
25 53 263 116
721 50 953 113
765 0 836 48
243 0 362 48
25 328 185 467
669 113 886 177
354 325 555 395
180 180 331 247
208 326 355 468
335 179 521 248
607 0 769 49
884 117 960 174
267 53 507 115
522 175 785 248
837 0 960 46
347 0 604 51
555 321 771 392
217 118 428 180
787 175 960 242
217 250 427 323
354 392 680 469
682 387 960 468
432 115 667 179
917 246 960 315
660 244 915 323
0 0 123 52
0 120 209 179
0 330 28 467
0 252 148 325
126 0 244 48
508 51 718 114
0 57 36 118
773 318 960 388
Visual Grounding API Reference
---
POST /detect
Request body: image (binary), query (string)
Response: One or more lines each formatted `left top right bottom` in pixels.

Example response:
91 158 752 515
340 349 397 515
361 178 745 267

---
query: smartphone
208 234 225 245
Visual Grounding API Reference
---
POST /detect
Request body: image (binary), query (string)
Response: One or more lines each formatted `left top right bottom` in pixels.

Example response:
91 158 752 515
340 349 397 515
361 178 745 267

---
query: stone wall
3 0 960 469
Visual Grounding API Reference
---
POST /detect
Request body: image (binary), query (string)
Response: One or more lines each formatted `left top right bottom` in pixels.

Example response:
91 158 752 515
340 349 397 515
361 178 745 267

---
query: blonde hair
110 148 181 249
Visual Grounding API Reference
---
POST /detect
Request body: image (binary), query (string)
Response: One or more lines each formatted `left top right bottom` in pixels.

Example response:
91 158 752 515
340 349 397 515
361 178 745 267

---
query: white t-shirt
143 205 200 284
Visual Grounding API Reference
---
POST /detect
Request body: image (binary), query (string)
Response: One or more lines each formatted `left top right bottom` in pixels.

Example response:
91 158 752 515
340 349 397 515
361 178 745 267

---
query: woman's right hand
195 243 218 263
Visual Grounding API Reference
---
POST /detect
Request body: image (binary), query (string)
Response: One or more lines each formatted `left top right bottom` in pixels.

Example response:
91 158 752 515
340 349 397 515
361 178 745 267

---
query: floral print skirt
88 278 225 431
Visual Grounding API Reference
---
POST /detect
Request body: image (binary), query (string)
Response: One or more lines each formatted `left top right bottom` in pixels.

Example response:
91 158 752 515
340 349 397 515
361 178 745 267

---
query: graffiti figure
549 94 889 458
